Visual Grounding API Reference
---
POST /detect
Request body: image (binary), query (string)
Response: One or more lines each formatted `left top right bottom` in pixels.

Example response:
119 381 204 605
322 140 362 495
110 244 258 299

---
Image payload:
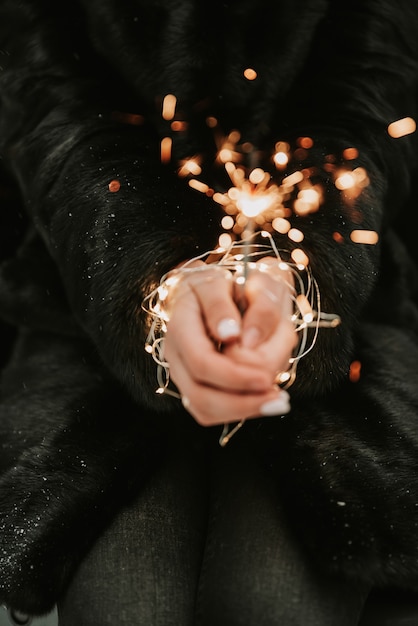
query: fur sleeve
1 0 418 410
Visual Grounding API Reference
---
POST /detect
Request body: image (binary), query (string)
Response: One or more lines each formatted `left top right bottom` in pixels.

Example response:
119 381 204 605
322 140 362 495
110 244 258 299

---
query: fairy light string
137 88 414 445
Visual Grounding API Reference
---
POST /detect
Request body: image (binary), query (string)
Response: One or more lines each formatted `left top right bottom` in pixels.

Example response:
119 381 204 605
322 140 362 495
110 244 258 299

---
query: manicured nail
217 318 240 340
181 395 191 410
260 390 291 416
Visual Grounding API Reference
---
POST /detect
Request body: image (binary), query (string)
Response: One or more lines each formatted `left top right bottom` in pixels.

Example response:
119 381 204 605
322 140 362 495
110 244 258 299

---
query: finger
164 297 271 393
240 262 294 349
185 267 243 343
179 379 291 427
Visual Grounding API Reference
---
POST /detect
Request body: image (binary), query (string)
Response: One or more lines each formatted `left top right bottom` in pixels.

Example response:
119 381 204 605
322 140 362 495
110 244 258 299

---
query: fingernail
218 318 240 340
242 326 261 349
260 390 291 416
181 395 191 410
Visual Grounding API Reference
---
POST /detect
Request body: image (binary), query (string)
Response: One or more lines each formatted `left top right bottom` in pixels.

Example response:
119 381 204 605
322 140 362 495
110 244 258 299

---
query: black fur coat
1 0 418 616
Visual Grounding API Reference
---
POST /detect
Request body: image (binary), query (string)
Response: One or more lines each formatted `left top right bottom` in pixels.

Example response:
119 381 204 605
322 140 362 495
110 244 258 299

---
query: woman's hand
163 259 297 426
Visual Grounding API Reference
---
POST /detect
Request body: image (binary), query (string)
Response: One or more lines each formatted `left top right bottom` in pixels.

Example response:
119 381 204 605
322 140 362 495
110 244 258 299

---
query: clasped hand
164 259 298 426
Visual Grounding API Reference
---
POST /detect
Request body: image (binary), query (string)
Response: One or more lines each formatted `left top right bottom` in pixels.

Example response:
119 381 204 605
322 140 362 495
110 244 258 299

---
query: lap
58 419 368 626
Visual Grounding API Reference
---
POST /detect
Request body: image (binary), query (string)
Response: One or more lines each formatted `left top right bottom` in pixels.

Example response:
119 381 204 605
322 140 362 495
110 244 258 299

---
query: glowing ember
272 217 291 234
178 159 202 177
243 68 257 81
218 232 233 248
332 231 345 244
288 228 304 243
335 171 356 190
171 121 187 132
291 248 309 268
349 360 362 383
188 179 210 194
162 94 177 121
387 117 416 138
273 151 289 168
221 215 235 230
297 136 314 149
108 179 121 192
342 147 359 160
161 137 172 164
350 229 379 245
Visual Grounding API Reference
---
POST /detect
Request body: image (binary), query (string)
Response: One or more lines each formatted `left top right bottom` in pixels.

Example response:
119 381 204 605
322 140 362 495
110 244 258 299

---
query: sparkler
139 94 412 445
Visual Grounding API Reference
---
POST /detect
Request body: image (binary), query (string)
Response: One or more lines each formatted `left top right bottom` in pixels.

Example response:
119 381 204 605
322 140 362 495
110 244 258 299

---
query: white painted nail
260 391 291 416
181 396 191 410
217 318 240 340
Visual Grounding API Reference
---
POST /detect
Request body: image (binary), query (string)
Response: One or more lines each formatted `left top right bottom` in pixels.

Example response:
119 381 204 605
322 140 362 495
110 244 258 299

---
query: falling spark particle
388 117 416 138
219 232 233 249
108 179 121 192
243 68 257 81
291 248 309 268
343 147 359 160
273 151 289 168
282 171 304 189
221 215 234 230
272 217 290 235
171 121 187 132
161 137 172 163
219 148 235 163
178 159 202 177
213 192 229 206
162 94 177 121
332 231 345 243
288 228 304 243
349 360 362 383
206 116 218 128
249 168 266 184
298 136 314 149
350 230 379 245
188 179 209 194
335 171 356 190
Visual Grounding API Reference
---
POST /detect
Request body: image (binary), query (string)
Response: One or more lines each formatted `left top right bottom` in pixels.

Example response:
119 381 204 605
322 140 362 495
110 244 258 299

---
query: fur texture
1 0 418 615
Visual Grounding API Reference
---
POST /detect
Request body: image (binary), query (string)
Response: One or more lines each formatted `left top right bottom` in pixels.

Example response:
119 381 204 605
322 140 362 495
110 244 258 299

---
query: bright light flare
243 68 257 81
162 94 177 121
235 190 275 217
178 159 202 177
349 360 362 383
388 117 416 138
350 230 379 245
161 137 172 163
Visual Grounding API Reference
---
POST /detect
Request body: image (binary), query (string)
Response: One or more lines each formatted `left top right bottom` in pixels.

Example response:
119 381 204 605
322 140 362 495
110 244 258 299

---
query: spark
243 68 257 81
288 228 304 243
178 158 202 177
161 137 172 164
350 230 379 245
349 360 362 383
297 136 314 149
108 179 121 192
221 215 235 230
387 117 416 138
291 248 309 268
342 147 359 160
162 94 177 121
